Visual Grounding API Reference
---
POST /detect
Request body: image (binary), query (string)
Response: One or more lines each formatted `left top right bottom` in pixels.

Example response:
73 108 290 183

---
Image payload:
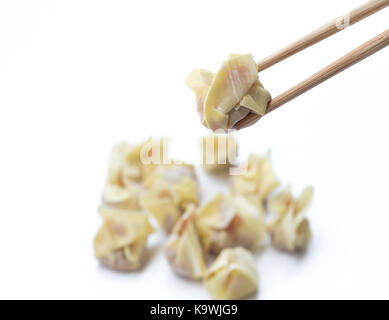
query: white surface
0 0 388 300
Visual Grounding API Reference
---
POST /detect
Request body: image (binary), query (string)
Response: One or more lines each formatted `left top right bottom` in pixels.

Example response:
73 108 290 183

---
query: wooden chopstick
234 30 389 130
267 29 389 113
257 0 389 72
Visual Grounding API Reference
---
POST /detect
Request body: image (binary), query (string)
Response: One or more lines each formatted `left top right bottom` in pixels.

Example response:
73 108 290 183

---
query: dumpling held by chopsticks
186 54 271 131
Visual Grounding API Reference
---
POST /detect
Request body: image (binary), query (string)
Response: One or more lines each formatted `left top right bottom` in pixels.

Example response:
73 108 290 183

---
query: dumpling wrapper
107 142 142 186
140 182 181 233
204 247 258 300
240 80 271 116
204 54 258 130
165 205 207 279
186 69 214 125
231 152 279 203
102 183 145 210
186 54 271 131
195 194 266 254
268 186 313 252
145 163 199 208
141 163 199 233
94 206 154 271
107 138 167 188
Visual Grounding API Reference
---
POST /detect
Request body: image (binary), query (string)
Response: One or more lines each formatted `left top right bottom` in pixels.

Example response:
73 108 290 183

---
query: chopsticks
267 30 389 114
233 0 389 130
257 0 389 72
235 30 389 130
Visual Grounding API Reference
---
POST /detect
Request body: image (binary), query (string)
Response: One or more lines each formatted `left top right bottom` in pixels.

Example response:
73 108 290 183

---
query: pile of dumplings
93 136 313 299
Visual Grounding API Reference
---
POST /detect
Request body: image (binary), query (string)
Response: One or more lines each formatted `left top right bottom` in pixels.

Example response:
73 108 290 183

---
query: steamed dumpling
187 54 271 131
195 194 266 254
204 247 258 300
94 205 154 271
165 205 207 279
267 186 313 252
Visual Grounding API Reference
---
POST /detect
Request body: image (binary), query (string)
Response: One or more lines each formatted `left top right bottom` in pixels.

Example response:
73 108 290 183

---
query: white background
0 0 388 299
